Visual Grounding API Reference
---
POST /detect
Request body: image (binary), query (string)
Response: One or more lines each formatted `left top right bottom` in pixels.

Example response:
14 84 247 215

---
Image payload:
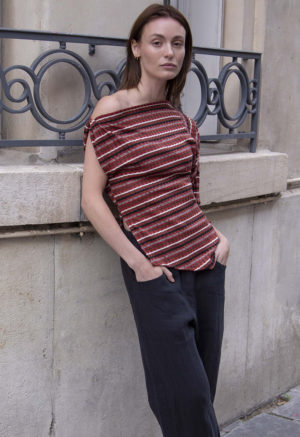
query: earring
135 56 140 61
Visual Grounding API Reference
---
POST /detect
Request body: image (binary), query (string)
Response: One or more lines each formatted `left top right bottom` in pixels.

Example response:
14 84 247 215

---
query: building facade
0 1 299 436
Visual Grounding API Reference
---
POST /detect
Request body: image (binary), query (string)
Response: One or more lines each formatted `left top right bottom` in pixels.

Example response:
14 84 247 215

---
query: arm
81 99 174 282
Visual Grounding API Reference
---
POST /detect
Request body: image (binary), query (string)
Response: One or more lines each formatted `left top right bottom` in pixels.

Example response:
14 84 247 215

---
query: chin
158 71 179 80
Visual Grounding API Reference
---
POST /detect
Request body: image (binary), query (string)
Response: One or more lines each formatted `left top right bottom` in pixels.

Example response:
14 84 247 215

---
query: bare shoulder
91 91 129 119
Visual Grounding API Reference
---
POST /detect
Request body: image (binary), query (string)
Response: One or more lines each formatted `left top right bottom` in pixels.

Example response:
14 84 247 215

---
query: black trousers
121 228 225 437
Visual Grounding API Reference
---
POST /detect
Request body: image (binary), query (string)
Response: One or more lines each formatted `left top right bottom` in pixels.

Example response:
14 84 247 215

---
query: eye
173 41 184 47
152 40 161 47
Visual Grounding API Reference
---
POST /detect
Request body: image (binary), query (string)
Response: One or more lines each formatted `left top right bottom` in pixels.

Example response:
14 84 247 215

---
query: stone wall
1 0 300 435
1 188 300 435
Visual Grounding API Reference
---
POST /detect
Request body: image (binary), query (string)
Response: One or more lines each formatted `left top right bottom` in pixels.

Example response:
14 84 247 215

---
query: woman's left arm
214 227 230 265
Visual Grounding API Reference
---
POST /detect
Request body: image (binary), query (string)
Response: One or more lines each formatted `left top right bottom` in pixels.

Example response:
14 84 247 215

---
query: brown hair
120 3 193 108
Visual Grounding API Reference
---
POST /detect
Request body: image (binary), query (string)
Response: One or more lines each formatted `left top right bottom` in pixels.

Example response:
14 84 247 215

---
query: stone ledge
0 151 288 226
0 164 82 226
200 150 288 206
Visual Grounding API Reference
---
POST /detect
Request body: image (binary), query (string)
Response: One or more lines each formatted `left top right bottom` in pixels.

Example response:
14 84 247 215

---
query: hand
214 234 230 266
134 259 175 283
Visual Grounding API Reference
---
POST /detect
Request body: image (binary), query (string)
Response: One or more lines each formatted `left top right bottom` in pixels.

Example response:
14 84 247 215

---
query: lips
161 63 176 68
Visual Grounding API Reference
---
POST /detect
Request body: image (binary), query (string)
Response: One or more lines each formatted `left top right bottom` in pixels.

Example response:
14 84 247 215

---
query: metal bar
201 132 255 141
192 46 261 59
0 140 83 147
250 56 262 152
0 224 94 239
0 28 261 56
287 178 300 189
0 28 127 47
0 133 256 147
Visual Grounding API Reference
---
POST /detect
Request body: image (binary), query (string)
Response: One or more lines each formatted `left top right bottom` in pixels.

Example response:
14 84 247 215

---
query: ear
131 39 140 58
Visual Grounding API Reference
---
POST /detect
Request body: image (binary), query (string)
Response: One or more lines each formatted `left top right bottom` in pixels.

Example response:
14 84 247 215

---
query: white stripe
129 191 193 224
157 236 219 265
93 114 180 145
193 258 211 270
136 204 202 233
146 224 211 255
110 138 191 173
109 155 191 181
121 183 191 213
118 179 191 206
131 199 193 226
114 176 168 198
138 211 201 241
107 115 180 132
188 117 192 133
97 127 184 159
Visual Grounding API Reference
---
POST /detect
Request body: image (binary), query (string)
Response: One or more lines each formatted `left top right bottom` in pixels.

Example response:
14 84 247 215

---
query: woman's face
132 17 186 83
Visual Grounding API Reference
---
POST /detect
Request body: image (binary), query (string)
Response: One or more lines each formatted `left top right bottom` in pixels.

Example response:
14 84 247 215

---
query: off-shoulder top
83 100 219 270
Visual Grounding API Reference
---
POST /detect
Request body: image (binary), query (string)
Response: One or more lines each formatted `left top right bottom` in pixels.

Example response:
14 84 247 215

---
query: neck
133 77 168 104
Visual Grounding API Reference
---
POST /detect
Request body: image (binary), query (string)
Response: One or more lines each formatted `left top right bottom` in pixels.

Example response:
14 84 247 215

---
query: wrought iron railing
0 28 261 152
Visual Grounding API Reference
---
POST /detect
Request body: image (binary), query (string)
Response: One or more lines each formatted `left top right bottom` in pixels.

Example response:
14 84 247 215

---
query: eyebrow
150 33 185 40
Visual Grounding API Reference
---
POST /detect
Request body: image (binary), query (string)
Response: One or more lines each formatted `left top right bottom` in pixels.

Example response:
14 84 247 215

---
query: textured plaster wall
1 191 300 435
0 237 54 436
213 190 300 424
52 235 161 437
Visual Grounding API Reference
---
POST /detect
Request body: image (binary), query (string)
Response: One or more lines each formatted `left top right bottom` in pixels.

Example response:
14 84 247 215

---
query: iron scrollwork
190 59 258 131
0 29 261 151
0 48 125 135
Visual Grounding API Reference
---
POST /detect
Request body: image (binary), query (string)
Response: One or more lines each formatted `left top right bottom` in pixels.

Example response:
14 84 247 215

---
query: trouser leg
193 262 226 402
121 256 224 437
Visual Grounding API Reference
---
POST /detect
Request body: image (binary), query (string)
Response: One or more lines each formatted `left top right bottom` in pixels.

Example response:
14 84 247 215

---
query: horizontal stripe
109 156 193 181
140 214 205 246
137 211 201 241
122 186 192 218
99 127 186 162
109 139 192 172
121 183 191 213
115 176 175 201
130 199 195 227
146 225 211 255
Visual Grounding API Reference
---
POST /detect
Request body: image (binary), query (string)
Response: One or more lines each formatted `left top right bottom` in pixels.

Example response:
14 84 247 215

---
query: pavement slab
290 385 300 393
224 413 300 436
221 419 243 435
271 389 300 422
221 385 300 436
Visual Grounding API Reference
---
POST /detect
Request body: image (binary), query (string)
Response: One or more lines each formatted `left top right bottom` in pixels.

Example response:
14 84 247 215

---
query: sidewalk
221 385 300 436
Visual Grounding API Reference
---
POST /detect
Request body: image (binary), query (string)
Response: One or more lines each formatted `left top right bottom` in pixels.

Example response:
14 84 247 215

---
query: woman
82 4 229 436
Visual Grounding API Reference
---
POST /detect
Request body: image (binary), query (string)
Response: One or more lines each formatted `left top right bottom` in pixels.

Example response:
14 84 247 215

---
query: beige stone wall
222 0 300 177
223 0 266 52
0 1 299 435
1 0 159 159
259 0 300 178
3 0 298 172
1 188 300 435
2 1 45 145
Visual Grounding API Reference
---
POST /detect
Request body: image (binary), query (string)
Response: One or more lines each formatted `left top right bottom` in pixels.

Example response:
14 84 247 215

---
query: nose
165 42 174 58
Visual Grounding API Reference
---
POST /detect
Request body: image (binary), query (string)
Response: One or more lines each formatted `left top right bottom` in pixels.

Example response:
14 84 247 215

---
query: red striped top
83 100 219 271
